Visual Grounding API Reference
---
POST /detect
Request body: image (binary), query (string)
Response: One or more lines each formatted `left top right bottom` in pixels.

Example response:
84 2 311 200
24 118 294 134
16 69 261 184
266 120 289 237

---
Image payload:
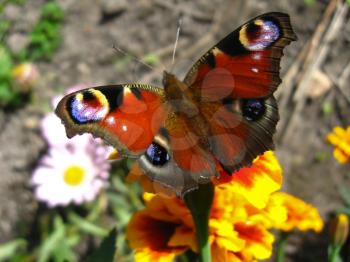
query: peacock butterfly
55 12 296 197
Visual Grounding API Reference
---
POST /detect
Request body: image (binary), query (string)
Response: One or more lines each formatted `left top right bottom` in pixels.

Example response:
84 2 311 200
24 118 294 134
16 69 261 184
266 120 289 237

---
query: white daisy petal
32 105 111 207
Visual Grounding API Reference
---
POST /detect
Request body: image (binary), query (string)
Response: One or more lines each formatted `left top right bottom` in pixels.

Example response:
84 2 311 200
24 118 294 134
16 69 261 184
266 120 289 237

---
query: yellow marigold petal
333 148 349 164
234 222 274 260
211 189 248 222
326 126 350 164
134 248 181 262
334 126 347 137
270 192 324 233
326 133 341 145
210 219 245 253
143 192 155 203
214 151 283 209
249 198 288 229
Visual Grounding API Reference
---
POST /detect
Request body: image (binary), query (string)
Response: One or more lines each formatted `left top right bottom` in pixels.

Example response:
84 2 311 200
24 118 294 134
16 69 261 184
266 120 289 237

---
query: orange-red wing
182 13 295 172
184 12 296 100
55 84 167 156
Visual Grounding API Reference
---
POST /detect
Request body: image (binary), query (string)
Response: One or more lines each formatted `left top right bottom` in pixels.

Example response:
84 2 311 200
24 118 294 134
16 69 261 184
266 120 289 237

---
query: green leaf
25 1 64 61
336 207 350 217
314 150 328 162
322 101 333 115
0 45 13 78
38 216 66 262
68 213 108 237
52 239 76 262
0 239 27 261
0 83 15 105
339 186 350 207
304 0 316 6
87 228 117 262
41 2 65 22
142 53 160 65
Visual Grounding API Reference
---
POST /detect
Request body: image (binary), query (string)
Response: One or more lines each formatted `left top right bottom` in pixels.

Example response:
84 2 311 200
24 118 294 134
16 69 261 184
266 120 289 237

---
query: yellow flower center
64 165 86 186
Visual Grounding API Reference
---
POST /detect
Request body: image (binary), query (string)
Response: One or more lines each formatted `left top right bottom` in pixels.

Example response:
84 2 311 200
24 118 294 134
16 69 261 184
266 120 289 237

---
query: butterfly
55 12 296 197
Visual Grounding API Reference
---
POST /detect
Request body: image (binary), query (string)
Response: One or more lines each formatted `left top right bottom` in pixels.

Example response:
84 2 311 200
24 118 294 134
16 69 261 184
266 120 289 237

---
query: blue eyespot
145 142 170 166
241 99 266 121
242 20 280 51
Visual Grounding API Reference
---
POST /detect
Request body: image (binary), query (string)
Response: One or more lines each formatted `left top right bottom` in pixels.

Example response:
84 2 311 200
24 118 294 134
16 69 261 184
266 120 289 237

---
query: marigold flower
213 151 283 209
127 178 278 261
269 192 323 233
126 150 325 261
327 126 350 164
128 151 283 209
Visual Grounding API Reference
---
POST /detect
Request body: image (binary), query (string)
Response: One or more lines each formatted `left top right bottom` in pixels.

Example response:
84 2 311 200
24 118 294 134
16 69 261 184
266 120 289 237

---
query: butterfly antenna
171 18 182 72
112 43 154 70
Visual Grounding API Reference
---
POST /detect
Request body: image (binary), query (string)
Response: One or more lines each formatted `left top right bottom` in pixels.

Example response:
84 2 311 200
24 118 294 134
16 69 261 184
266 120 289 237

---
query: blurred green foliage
87 228 117 262
0 44 22 107
0 0 64 108
22 1 64 61
338 186 350 216
0 0 26 13
304 0 316 6
0 160 142 262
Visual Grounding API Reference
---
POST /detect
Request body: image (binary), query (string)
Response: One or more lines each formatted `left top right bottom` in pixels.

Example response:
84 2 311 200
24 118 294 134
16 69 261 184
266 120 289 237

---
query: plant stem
184 182 214 262
329 245 341 262
276 232 289 262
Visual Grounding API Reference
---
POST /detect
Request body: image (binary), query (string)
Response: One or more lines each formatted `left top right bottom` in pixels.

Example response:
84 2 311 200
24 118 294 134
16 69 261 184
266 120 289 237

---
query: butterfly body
55 12 296 197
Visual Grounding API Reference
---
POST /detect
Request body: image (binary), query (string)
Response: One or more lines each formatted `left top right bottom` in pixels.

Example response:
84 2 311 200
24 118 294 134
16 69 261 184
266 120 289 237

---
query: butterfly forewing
55 84 167 156
184 12 296 99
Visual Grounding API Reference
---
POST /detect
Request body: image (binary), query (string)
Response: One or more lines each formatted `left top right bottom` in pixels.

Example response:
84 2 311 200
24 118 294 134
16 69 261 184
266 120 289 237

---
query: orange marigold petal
234 222 274 260
168 225 197 252
211 243 246 262
127 211 177 250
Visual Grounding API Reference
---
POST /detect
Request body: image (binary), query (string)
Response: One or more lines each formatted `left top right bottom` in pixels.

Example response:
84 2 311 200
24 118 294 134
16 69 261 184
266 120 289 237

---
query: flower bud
330 213 349 247
12 63 39 92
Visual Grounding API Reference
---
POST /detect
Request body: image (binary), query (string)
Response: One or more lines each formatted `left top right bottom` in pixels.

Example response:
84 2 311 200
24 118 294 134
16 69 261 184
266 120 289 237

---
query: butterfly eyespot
239 19 280 51
68 89 109 124
241 99 266 121
145 142 171 166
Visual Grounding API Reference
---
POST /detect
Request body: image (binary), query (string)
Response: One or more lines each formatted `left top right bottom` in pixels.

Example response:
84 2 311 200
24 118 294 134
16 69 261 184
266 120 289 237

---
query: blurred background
0 0 349 261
